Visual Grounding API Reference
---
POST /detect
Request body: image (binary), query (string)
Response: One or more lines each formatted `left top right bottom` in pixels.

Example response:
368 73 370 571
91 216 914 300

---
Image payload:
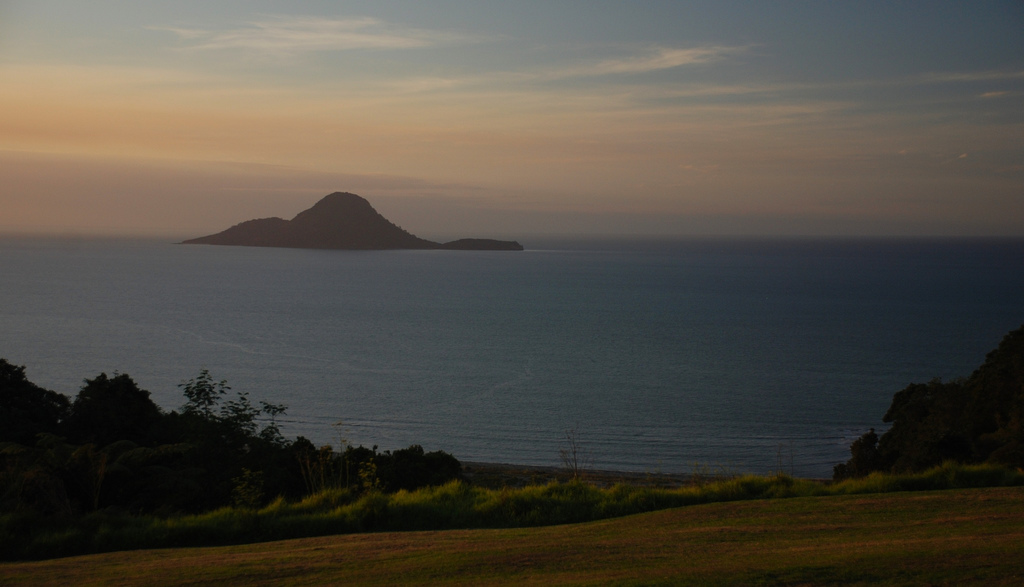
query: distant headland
181 192 524 251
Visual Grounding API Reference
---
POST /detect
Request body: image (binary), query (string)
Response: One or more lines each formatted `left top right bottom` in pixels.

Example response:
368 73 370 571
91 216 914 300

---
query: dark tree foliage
377 445 463 492
1 362 462 518
963 326 1024 465
167 372 300 511
879 378 972 472
835 325 1024 480
832 428 880 480
0 360 70 444
96 440 200 513
64 373 164 447
293 441 463 495
179 369 228 419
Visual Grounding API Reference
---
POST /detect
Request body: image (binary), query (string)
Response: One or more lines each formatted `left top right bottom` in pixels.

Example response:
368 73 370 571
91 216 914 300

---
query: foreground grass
2 462 1023 562
4 485 1024 585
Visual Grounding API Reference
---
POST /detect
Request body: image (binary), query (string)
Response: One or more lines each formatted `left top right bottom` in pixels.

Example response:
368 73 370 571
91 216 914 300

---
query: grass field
4 485 1024 585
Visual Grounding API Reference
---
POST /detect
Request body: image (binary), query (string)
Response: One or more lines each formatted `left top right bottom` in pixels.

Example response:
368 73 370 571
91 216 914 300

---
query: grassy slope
4 486 1024 586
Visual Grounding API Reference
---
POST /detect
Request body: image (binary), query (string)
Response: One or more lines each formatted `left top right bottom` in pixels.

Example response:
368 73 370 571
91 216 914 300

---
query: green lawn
5 486 1024 585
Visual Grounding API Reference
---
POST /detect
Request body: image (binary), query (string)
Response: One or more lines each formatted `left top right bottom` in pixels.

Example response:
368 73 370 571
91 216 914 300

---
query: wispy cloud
523 46 748 82
919 70 1024 84
370 45 751 94
160 16 474 54
585 46 746 76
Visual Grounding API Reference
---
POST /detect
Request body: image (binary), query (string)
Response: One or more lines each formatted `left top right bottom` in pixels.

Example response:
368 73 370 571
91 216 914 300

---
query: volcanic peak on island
181 192 524 251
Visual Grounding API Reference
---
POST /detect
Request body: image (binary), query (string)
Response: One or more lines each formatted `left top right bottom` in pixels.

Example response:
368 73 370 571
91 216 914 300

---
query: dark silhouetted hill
182 192 523 251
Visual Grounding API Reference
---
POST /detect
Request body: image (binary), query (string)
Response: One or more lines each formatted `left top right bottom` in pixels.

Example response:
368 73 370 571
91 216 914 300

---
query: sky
1 1 1022 239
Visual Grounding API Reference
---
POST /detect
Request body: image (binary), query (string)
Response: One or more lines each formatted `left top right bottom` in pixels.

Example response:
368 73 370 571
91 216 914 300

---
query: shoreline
461 461 718 489
461 461 831 488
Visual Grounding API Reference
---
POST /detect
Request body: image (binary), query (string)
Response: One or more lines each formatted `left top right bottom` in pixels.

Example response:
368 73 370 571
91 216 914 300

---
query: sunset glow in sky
2 1 1022 239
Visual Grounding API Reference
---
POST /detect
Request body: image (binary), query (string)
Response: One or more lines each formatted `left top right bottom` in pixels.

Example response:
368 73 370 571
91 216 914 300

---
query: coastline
461 462 712 489
461 462 831 488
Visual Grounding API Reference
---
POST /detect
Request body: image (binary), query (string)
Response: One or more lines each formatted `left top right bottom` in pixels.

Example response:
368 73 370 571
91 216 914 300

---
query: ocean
2 236 1022 478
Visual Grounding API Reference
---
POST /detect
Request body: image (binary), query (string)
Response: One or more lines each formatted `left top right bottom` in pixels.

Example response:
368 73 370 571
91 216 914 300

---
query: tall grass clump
379 480 481 530
831 461 1024 495
475 480 606 526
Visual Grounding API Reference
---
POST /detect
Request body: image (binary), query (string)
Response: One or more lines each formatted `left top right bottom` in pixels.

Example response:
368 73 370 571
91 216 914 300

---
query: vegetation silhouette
835 324 1024 479
0 364 462 517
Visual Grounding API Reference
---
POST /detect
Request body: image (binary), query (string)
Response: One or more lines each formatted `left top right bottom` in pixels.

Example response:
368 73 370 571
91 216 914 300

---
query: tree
179 369 229 419
559 425 590 480
220 390 260 439
172 370 298 509
962 325 1024 465
0 434 76 515
835 324 1024 479
878 378 971 472
0 359 70 444
259 401 288 445
833 428 880 480
178 370 288 445
64 373 163 447
231 468 266 509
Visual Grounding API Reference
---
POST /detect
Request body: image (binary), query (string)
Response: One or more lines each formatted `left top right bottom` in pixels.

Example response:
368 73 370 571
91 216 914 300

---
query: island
181 192 524 251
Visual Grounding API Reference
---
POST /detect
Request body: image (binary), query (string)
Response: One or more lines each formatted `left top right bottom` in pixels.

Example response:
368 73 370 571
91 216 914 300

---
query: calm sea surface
2 236 1022 477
